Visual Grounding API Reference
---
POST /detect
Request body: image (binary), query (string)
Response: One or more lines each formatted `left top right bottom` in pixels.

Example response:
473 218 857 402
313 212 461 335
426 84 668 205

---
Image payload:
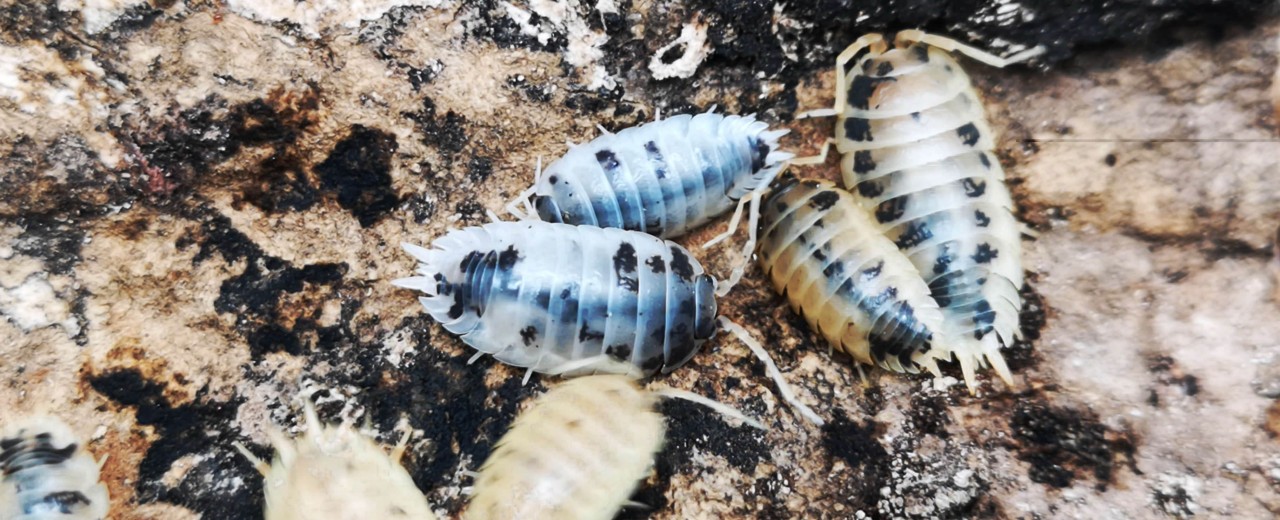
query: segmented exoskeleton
395 221 717 379
507 111 793 294
796 31 1039 391
236 403 437 520
0 417 109 520
757 178 947 375
395 221 824 425
465 375 760 520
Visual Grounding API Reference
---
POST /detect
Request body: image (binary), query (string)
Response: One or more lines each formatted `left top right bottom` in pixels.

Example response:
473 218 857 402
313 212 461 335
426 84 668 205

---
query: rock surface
1 1 1279 519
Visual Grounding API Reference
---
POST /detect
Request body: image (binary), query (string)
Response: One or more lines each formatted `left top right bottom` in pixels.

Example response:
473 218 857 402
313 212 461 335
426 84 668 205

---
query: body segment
395 221 717 377
757 178 946 374
0 417 109 520
465 375 665 520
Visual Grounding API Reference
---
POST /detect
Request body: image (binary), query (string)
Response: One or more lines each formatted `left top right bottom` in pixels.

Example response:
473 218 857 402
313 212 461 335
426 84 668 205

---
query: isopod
0 416 110 520
796 31 1040 391
394 220 823 425
506 111 794 294
465 374 760 520
236 403 437 520
757 178 946 375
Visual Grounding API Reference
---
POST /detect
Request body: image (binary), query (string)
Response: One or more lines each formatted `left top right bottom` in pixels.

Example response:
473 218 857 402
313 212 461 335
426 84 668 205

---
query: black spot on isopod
613 242 637 273
578 323 604 342
972 243 998 264
847 75 895 111
876 60 894 76
962 178 986 198
39 491 92 513
646 255 665 273
932 253 953 275
910 111 921 121
861 260 883 281
560 287 572 299
979 152 992 169
808 190 839 210
644 140 667 179
812 249 827 262
856 179 883 198
669 247 694 281
823 261 844 279
596 149 620 171
910 44 929 62
519 325 537 346
813 218 825 228
853 150 876 174
875 196 907 223
548 175 558 184
1104 153 1117 167
497 245 520 270
640 354 664 373
844 117 872 142
975 209 991 227
956 123 981 146
606 343 632 361
894 221 933 249
752 139 771 172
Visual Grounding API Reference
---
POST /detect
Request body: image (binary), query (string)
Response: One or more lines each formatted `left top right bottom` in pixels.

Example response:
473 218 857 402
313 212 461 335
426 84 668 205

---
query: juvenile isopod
795 30 1040 391
465 374 761 520
236 403 437 520
394 220 823 425
506 111 794 293
0 416 110 520
757 178 947 376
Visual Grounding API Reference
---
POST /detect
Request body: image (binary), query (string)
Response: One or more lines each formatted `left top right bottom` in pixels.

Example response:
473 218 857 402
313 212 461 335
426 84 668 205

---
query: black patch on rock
404 97 469 159
467 156 494 183
314 125 400 228
88 370 257 519
1010 399 1139 490
823 409 890 509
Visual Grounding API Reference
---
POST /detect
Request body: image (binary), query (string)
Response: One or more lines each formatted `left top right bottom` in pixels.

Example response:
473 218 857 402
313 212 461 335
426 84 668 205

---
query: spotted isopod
758 178 948 376
394 220 823 425
506 111 794 294
796 30 1040 391
0 416 109 520
236 402 437 520
465 374 761 520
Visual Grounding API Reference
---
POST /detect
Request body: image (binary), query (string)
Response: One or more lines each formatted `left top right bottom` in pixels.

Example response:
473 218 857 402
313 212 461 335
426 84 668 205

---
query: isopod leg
233 442 271 475
893 29 1044 68
787 139 834 166
651 386 766 430
718 317 826 426
703 192 748 249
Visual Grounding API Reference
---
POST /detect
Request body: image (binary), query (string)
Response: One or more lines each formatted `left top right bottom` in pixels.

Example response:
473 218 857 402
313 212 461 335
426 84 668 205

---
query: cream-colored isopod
465 375 760 520
237 404 437 520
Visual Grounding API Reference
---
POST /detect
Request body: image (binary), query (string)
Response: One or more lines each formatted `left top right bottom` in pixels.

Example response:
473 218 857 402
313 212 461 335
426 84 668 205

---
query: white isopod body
0 417 109 520
797 31 1041 392
465 375 664 520
237 404 437 520
465 375 761 520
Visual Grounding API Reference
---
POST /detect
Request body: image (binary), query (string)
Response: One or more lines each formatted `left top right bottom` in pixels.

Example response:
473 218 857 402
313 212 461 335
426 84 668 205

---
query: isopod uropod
0 416 110 520
236 404 437 520
465 375 761 520
796 30 1040 391
507 111 794 294
757 178 947 375
394 220 823 425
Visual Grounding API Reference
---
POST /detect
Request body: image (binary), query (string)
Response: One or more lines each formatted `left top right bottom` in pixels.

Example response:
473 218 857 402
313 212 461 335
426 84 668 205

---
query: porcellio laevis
465 375 760 520
394 220 823 425
236 403 437 520
0 417 109 520
797 31 1040 391
508 111 793 293
758 178 948 375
